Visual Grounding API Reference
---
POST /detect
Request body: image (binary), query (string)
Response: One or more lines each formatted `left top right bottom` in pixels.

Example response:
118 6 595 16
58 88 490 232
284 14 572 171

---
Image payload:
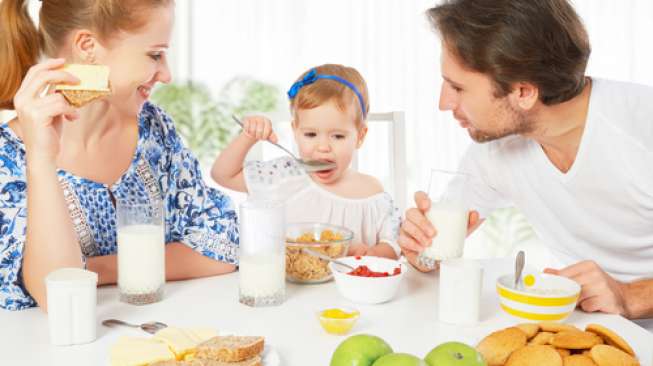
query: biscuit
589 345 639 366
550 331 602 349
477 327 528 366
563 354 597 366
528 331 554 346
539 322 580 333
516 323 540 339
505 345 562 366
557 348 571 358
585 323 635 357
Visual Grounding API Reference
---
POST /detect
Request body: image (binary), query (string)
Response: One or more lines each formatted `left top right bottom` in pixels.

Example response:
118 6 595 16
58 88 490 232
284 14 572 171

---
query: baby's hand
241 115 278 143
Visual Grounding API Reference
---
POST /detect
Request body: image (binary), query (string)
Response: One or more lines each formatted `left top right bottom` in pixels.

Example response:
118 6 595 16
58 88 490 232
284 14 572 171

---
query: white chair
250 111 407 212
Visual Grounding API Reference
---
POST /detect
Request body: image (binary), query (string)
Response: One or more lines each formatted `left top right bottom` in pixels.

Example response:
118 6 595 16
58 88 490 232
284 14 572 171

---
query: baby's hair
289 64 369 129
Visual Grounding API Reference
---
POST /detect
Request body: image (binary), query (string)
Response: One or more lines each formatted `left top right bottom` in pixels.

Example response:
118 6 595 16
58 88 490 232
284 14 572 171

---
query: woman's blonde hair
290 64 370 129
0 0 172 110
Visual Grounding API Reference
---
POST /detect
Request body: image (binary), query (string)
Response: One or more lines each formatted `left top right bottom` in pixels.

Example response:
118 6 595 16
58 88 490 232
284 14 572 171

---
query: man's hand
545 261 631 317
398 191 480 271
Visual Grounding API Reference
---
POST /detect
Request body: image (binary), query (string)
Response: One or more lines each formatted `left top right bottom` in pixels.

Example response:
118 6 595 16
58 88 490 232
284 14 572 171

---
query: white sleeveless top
244 157 401 256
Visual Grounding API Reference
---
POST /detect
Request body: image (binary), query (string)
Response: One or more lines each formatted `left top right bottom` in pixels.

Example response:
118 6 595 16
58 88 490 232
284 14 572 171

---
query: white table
1 258 651 366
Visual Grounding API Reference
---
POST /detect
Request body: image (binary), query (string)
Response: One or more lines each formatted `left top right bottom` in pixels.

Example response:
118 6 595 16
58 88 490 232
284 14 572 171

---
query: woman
0 0 238 311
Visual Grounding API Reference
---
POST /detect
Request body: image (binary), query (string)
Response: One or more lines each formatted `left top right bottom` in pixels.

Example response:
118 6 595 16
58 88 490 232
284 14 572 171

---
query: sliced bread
151 356 262 366
195 336 264 362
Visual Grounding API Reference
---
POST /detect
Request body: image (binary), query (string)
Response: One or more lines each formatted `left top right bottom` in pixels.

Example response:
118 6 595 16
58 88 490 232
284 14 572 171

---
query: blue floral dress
0 102 239 310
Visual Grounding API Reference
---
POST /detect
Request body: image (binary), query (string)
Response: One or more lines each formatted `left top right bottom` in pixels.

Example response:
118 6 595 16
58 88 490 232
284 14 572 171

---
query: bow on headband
287 69 367 118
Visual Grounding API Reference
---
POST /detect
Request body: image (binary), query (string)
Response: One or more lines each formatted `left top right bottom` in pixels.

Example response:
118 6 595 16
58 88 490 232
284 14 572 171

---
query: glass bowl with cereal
285 223 353 284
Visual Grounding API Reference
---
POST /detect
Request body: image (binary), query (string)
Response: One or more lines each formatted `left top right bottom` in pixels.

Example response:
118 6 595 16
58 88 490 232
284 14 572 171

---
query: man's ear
509 82 539 111
356 125 368 149
71 29 99 64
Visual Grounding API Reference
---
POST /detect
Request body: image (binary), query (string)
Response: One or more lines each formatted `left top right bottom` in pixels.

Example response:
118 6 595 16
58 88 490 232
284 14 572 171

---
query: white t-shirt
459 78 653 282
243 157 401 256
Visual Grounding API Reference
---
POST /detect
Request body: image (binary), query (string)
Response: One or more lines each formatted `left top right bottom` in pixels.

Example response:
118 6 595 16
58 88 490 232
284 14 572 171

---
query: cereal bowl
330 256 405 304
285 223 352 283
496 272 580 322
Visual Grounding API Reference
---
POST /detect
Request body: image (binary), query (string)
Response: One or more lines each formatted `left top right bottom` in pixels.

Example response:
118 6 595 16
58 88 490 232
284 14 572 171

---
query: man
399 0 653 323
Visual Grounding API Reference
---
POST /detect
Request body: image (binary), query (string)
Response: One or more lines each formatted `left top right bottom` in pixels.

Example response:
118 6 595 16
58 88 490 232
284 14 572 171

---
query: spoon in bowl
102 319 168 334
231 115 336 173
514 250 525 290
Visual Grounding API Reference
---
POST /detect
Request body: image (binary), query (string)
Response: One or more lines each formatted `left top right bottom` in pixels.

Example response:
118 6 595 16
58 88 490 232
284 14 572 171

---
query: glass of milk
116 200 165 305
238 199 286 307
418 169 469 269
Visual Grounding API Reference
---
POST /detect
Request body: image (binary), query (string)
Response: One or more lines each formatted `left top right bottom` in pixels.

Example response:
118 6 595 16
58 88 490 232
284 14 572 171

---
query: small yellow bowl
317 308 360 335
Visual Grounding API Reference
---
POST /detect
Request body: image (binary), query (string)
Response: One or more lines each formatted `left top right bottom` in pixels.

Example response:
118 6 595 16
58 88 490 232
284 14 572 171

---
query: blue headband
287 69 367 118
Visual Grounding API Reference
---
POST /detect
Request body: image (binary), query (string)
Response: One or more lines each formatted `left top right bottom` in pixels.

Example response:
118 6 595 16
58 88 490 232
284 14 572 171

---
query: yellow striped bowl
496 273 580 322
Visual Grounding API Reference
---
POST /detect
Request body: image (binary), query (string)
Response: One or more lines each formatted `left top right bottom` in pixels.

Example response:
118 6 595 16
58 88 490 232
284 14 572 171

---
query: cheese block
154 327 219 359
110 336 175 366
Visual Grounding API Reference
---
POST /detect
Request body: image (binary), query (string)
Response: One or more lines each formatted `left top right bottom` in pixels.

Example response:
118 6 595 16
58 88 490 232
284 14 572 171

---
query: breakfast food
589 344 639 366
550 331 603 349
55 64 111 107
585 323 635 356
476 323 639 366
347 265 401 277
476 327 527 366
505 345 562 366
109 327 264 366
195 336 265 363
286 229 347 282
563 354 598 366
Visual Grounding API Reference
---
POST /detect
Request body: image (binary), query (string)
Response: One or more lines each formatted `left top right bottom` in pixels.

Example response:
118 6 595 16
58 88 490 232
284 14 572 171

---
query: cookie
563 354 597 366
585 323 635 357
557 348 571 358
550 331 602 349
516 323 540 339
477 327 528 366
539 322 580 333
505 345 562 366
589 345 639 366
529 331 554 346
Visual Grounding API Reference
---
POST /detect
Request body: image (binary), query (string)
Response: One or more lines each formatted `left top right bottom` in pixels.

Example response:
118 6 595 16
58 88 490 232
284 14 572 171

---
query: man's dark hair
428 0 591 105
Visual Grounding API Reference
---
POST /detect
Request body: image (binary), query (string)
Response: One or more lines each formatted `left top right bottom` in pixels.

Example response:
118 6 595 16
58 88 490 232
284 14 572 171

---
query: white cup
46 268 98 346
438 258 483 325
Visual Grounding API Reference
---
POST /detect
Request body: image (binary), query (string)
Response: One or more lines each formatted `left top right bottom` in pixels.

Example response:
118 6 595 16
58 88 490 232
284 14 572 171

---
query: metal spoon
102 319 168 334
302 248 356 271
514 250 525 290
231 115 336 173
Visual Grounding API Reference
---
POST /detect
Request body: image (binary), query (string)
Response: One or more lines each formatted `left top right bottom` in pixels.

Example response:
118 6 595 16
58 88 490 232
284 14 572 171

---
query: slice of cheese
110 336 175 366
153 327 219 359
55 64 111 92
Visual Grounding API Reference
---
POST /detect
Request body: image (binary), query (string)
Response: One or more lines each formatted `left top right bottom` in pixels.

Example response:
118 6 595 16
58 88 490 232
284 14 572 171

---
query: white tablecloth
1 258 651 365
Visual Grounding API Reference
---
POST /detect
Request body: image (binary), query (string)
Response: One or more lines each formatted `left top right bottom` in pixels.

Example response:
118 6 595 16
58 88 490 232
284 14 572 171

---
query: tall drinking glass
239 199 286 307
418 169 469 269
117 200 165 305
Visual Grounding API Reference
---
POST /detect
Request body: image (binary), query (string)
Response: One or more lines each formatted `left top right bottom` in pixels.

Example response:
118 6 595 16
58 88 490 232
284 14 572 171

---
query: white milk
117 224 165 294
239 254 285 298
422 202 469 260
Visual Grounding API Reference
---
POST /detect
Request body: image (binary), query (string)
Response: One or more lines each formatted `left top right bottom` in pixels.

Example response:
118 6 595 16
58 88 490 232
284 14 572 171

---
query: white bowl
329 256 406 304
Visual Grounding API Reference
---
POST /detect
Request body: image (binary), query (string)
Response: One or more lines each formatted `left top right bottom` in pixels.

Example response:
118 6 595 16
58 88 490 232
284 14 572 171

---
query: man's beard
468 100 534 143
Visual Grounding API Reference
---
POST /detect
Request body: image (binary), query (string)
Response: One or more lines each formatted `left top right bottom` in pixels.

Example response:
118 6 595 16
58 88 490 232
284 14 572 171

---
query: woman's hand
13 58 79 165
241 115 278 143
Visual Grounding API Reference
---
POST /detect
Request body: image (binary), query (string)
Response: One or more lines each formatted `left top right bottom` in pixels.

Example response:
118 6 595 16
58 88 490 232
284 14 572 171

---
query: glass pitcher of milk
116 200 165 305
418 170 469 269
238 199 286 307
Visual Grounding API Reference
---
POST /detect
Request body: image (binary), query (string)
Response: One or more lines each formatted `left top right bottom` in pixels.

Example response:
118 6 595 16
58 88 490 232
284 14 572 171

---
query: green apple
330 334 393 366
372 353 427 366
424 342 487 366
